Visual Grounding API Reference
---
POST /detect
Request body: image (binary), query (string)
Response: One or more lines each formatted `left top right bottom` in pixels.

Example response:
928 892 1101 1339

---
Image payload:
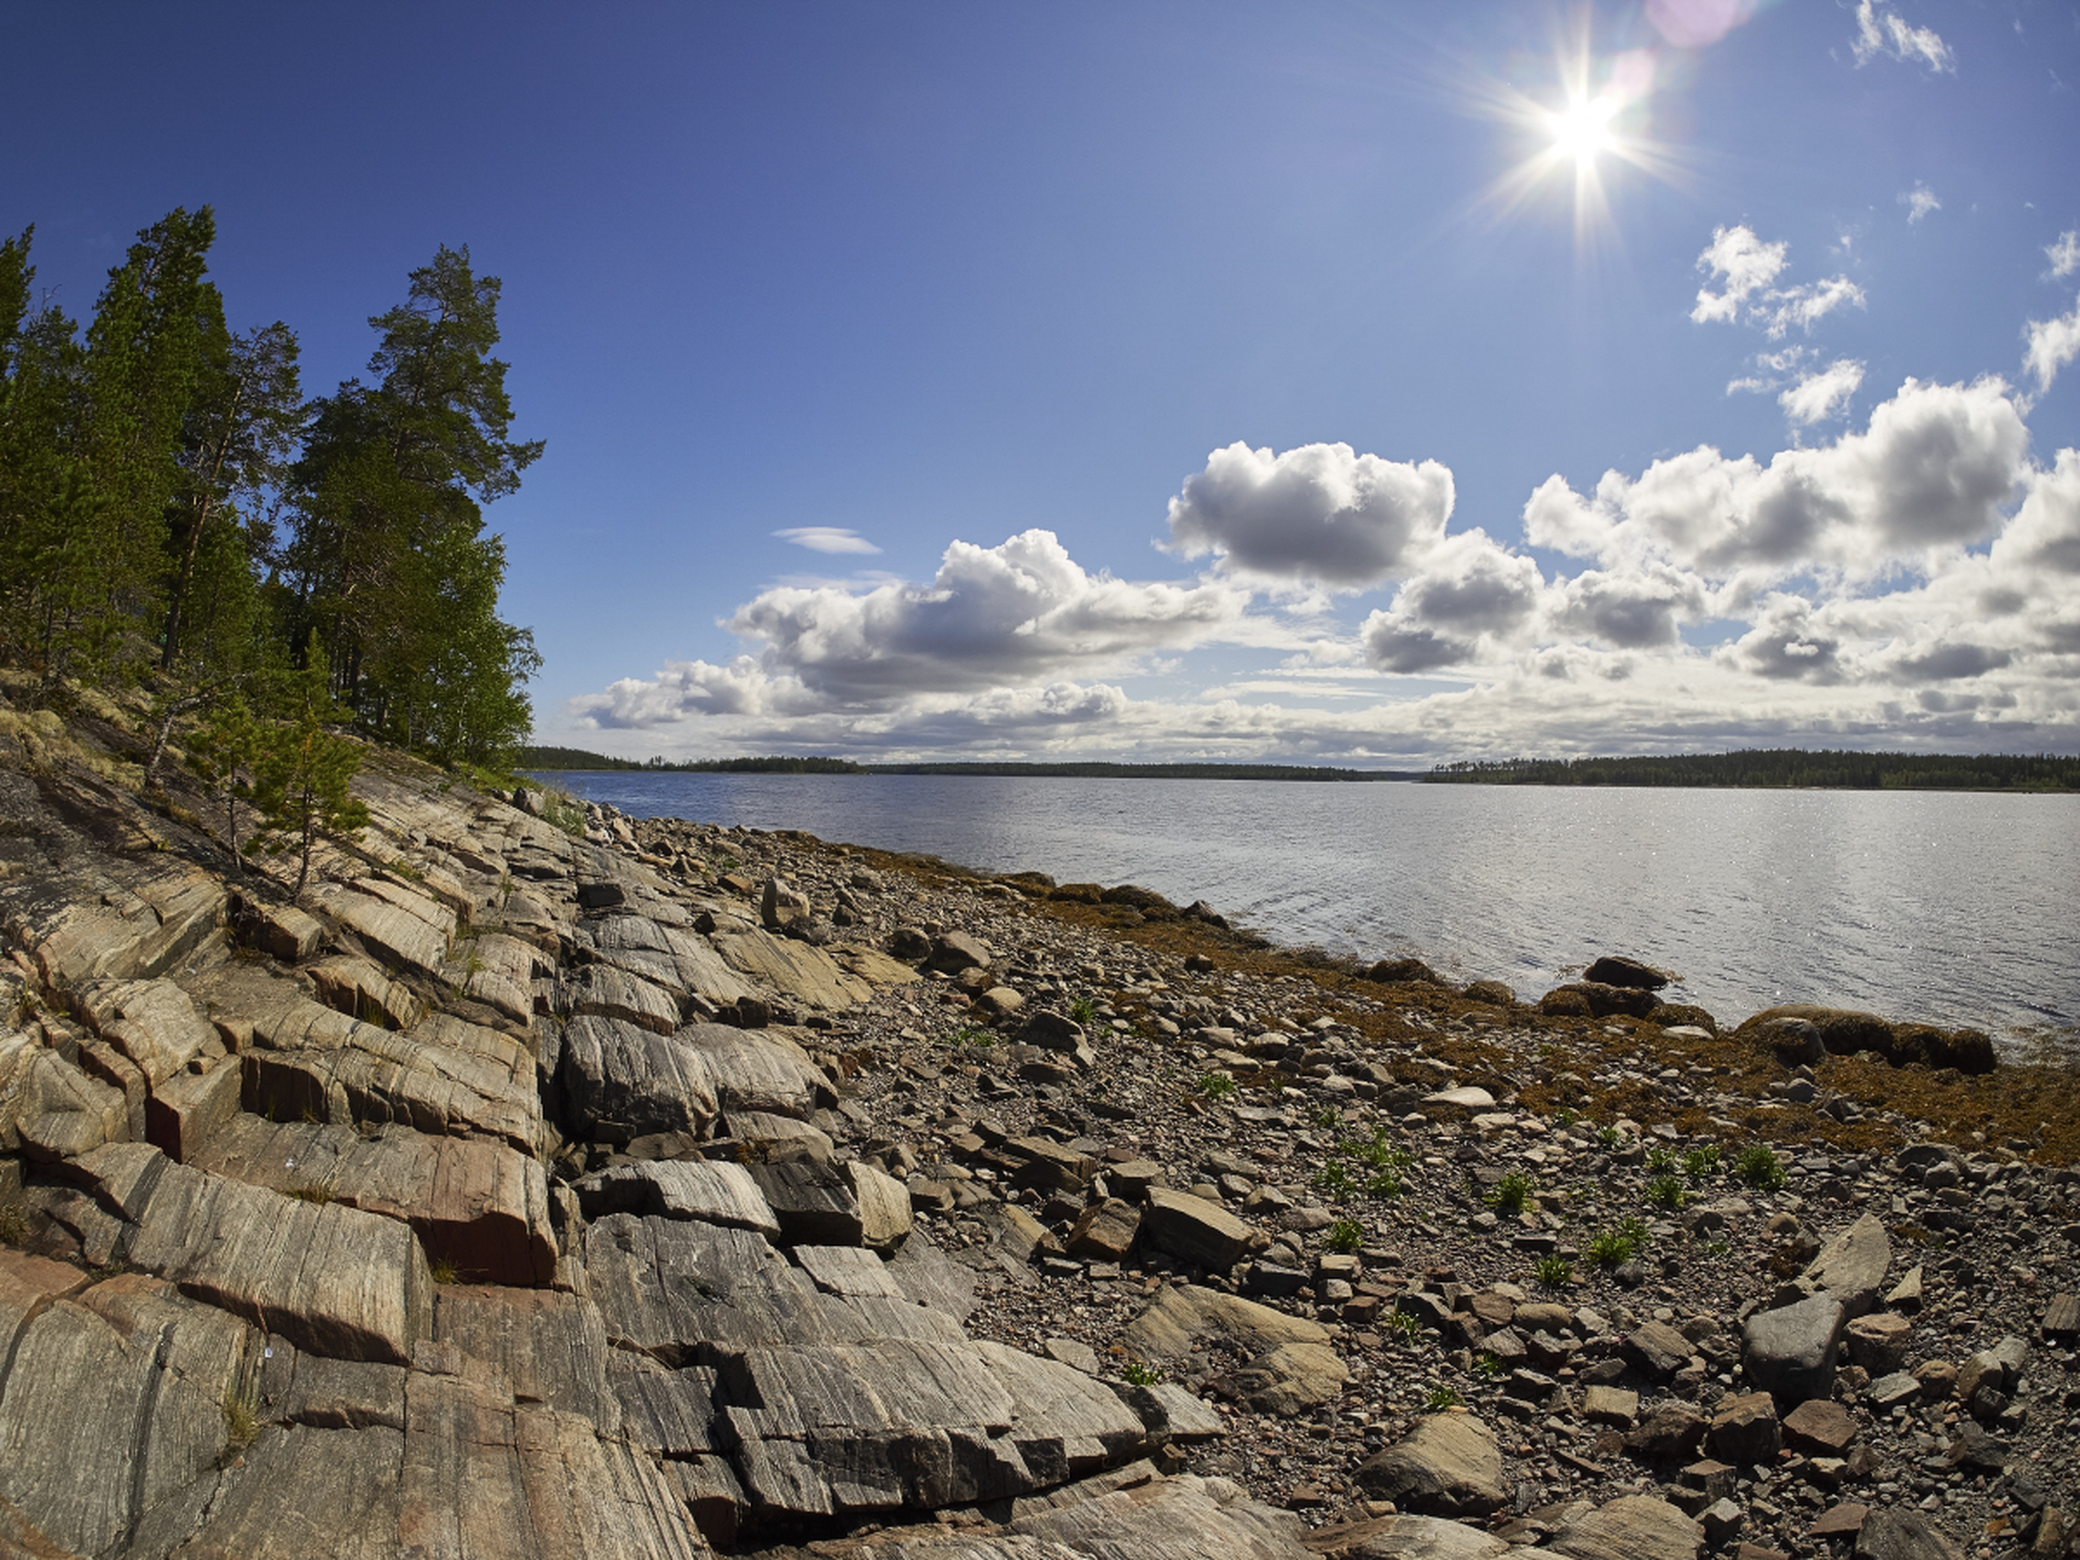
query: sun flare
1548 96 1619 167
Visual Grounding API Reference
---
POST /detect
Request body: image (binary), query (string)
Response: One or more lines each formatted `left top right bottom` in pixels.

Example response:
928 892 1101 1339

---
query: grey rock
574 1157 781 1237
1742 1291 1846 1405
1549 1495 1704 1560
1354 1412 1509 1517
1855 1509 1967 1560
1302 1511 1511 1558
1802 1212 1891 1318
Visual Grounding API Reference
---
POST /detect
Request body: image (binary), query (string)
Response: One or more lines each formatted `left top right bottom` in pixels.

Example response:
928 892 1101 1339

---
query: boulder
1583 956 1670 990
1066 1200 1142 1261
557 1013 719 1144
1707 1392 1781 1464
1801 1213 1891 1318
573 1159 781 1237
1844 1313 1913 1374
305 883 452 981
1366 958 1444 985
761 874 810 930
144 1057 244 1162
307 954 424 1030
1549 1496 1704 1560
710 926 873 1011
925 930 994 974
1142 1186 1253 1270
245 900 327 962
1546 982 1660 1019
1782 1398 1857 1455
73 977 220 1086
554 963 683 1036
1742 1292 1846 1406
1303 1512 1510 1558
1854 1509 1967 1560
1355 1413 1509 1517
1008 1473 1312 1559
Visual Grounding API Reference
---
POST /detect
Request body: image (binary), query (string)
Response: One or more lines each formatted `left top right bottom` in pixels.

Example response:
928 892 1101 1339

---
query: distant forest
1429 751 2080 791
523 745 2080 791
517 747 1419 781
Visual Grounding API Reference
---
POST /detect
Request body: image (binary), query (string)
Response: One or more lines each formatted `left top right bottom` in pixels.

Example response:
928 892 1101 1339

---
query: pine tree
247 653 370 899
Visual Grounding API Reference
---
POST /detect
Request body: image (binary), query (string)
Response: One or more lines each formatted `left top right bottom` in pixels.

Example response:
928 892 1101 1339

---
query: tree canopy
0 214 541 768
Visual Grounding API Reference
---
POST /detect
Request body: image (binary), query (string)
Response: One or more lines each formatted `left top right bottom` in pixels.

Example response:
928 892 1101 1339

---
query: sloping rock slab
586 914 751 1007
1303 1511 1511 1558
72 1142 432 1366
0 1283 251 1558
307 883 451 981
1127 1284 1346 1413
196 1115 555 1286
558 1014 720 1144
6 852 224 989
247 995 540 1154
677 1023 831 1119
142 1422 408 1560
710 927 872 1011
433 1287 620 1430
400 1366 705 1560
555 963 684 1036
573 1158 781 1237
1801 1212 1891 1319
73 976 219 1086
1010 1473 1312 1560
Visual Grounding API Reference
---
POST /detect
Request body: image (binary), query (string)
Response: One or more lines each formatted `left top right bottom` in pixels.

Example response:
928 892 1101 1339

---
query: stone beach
1 711 2077 1559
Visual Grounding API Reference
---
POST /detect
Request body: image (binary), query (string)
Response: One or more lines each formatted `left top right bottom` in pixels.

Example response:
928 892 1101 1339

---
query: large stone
1008 1472 1312 1560
1625 1319 1694 1379
7 1044 132 1163
1742 1292 1846 1405
849 1159 914 1250
73 1143 433 1366
1707 1392 1781 1464
677 1023 831 1119
1355 1413 1509 1517
1844 1312 1913 1374
1127 1285 1345 1415
1854 1509 1967 1560
145 1055 245 1162
749 1159 866 1246
555 962 684 1036
1143 1185 1253 1270
1782 1398 1857 1454
1583 957 1669 990
1066 1199 1143 1261
1549 1495 1704 1560
307 954 424 1030
195 1115 556 1286
925 930 994 974
306 882 452 980
584 914 751 1007
12 854 225 989
433 1286 620 1428
1802 1213 1891 1318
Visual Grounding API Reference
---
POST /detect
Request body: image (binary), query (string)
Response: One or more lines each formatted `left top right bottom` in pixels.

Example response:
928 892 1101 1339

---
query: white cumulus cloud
1692 225 1788 324
1901 183 1941 224
2047 231 2080 281
1358 531 1544 673
1779 359 1866 426
1164 440 1455 590
774 527 882 555
1523 378 2031 578
1852 0 1954 70
2023 297 2080 399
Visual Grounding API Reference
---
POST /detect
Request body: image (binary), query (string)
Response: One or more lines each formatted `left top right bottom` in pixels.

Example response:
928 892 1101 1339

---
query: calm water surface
532 772 2078 1056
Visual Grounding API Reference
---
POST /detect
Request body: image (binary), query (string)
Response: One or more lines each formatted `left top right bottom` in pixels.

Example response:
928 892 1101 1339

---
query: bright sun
1548 97 1619 167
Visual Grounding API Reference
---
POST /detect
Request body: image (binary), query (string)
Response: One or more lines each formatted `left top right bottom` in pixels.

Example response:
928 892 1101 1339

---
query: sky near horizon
9 1 2080 765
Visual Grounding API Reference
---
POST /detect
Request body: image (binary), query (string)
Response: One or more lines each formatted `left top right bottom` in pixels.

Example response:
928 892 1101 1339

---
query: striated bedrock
0 738 1323 1560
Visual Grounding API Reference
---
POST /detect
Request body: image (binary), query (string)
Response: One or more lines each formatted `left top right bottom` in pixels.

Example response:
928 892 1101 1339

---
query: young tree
247 653 369 899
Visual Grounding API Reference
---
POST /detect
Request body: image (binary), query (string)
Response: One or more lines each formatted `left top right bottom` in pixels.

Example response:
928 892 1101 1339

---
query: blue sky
10 1 2079 763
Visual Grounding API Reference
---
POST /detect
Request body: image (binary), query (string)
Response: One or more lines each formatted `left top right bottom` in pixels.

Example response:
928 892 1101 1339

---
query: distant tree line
1 209 540 767
519 747 1420 780
1428 751 2080 791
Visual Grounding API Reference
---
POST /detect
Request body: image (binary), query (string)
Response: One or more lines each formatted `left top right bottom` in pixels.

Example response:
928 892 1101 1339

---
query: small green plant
1122 1359 1164 1386
1533 1254 1573 1288
1425 1384 1465 1411
1645 1174 1687 1211
1596 1125 1623 1150
1587 1216 1649 1266
1070 996 1098 1027
1553 1107 1577 1129
1475 1352 1505 1379
223 1386 261 1453
1324 1218 1364 1253
947 1025 994 1049
1485 1171 1534 1214
282 1184 335 1206
428 1255 460 1285
1314 1159 1355 1195
1196 1072 1237 1100
1681 1145 1722 1180
1347 1127 1411 1171
1734 1144 1786 1189
1645 1145 1678 1173
1312 1105 1343 1130
1386 1307 1422 1341
1364 1167 1405 1199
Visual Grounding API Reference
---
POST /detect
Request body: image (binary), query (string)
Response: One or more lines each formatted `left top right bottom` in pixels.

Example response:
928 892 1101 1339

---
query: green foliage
1385 1307 1422 1341
246 653 371 898
222 1386 261 1452
1195 1072 1237 1101
1069 996 1097 1027
1645 1174 1687 1211
1645 1145 1678 1173
1681 1145 1722 1180
1734 1144 1786 1189
1533 1254 1573 1288
1485 1172 1534 1214
1311 1105 1343 1130
1424 1384 1464 1411
1364 1167 1406 1199
1313 1159 1354 1195
1324 1218 1364 1253
1596 1125 1623 1149
1121 1359 1164 1386
1475 1352 1505 1379
1586 1217 1651 1267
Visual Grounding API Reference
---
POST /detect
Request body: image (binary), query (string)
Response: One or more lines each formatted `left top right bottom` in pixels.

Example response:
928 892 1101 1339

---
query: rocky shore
1 706 2076 1560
